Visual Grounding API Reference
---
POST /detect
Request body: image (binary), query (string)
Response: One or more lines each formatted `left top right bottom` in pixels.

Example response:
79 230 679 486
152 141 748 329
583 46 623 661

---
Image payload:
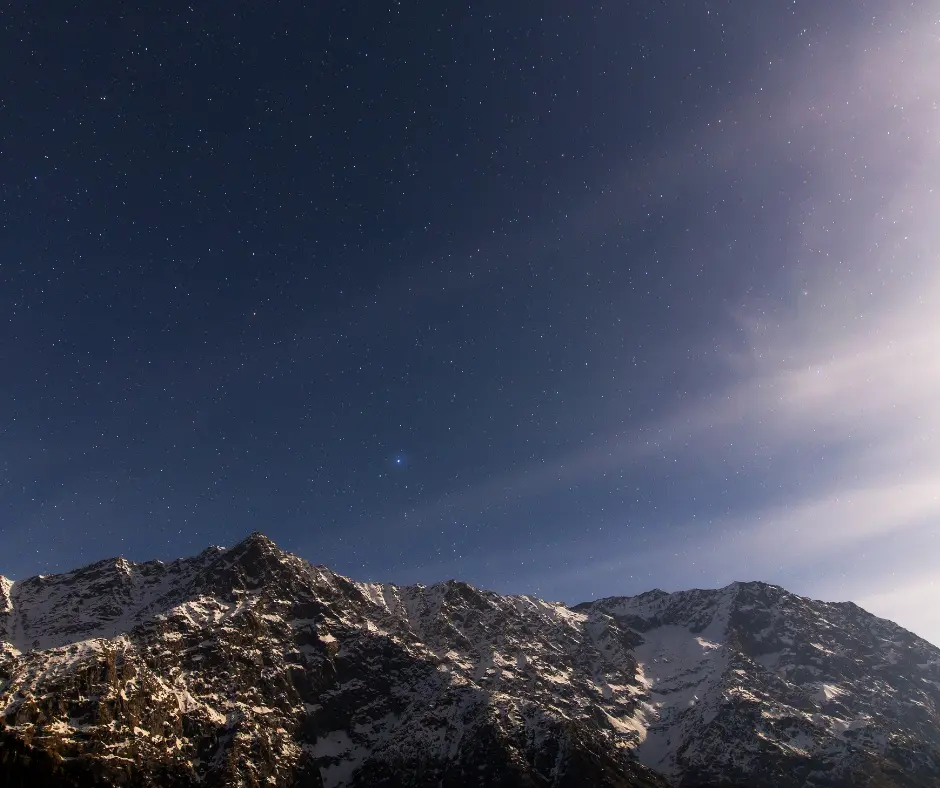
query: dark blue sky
3 1 938 642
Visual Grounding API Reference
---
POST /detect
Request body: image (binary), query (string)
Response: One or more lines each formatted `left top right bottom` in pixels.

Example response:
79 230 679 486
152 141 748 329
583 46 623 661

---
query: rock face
0 534 938 787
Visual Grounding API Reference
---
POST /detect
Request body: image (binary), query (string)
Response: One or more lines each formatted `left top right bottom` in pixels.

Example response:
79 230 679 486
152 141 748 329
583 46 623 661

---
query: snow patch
630 590 733 777
309 731 370 788
813 683 846 703
605 708 648 741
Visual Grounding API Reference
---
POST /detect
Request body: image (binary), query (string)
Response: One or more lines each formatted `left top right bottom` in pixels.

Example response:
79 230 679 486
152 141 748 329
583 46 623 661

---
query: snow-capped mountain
1 533 938 787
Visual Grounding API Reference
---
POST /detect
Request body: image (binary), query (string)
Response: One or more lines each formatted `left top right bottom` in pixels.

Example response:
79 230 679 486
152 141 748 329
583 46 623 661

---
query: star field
2 1 938 643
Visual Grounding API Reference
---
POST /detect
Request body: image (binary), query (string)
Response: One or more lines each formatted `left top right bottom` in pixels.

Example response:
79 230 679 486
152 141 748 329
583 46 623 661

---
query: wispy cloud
615 11 940 640
389 8 940 642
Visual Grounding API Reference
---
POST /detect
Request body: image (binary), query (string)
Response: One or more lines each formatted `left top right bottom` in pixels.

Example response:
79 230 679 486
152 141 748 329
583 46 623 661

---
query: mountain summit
1 534 938 787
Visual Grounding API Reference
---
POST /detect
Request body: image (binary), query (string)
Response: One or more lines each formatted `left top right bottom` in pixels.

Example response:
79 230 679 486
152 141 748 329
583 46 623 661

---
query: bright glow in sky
518 10 940 643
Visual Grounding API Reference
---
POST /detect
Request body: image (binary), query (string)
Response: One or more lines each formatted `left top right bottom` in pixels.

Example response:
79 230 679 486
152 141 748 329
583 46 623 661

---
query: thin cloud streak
597 9 940 638
408 7 940 514
390 7 940 640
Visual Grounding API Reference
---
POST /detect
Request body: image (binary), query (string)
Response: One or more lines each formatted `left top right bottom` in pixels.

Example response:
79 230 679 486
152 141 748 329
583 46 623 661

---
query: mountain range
1 532 938 787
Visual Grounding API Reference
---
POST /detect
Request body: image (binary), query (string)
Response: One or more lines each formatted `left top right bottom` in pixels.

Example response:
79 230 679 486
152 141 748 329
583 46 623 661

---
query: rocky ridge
1 533 938 787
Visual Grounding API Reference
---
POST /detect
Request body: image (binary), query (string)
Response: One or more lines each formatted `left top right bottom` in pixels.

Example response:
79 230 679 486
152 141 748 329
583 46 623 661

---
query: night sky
3 2 939 644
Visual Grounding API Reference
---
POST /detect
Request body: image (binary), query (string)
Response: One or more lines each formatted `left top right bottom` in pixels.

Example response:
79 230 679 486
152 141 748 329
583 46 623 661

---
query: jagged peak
210 531 304 592
726 579 783 591
18 555 139 584
578 581 790 611
230 531 281 552
572 587 671 611
431 578 481 592
194 544 227 561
